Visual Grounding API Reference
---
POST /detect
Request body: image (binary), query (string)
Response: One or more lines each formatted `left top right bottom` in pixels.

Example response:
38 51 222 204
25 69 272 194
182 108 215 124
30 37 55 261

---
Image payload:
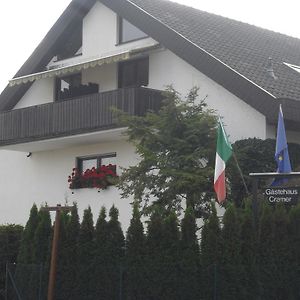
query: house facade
0 0 300 228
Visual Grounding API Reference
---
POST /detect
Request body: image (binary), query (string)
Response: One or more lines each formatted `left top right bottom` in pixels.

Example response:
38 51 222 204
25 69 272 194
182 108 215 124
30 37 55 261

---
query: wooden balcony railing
0 87 163 146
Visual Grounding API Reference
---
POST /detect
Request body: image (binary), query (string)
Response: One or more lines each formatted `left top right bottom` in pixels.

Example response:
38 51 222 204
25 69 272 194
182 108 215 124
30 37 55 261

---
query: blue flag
273 105 292 185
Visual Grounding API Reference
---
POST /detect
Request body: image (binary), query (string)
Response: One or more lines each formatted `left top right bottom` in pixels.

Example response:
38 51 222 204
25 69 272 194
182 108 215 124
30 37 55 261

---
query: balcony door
118 57 149 88
55 73 99 101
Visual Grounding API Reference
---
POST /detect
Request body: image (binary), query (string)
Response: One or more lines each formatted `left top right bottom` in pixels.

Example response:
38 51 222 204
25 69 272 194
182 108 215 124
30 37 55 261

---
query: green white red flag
214 121 232 203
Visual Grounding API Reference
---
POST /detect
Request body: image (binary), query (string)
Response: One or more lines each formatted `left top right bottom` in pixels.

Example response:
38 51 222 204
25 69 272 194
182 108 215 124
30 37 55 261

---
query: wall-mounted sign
263 187 299 205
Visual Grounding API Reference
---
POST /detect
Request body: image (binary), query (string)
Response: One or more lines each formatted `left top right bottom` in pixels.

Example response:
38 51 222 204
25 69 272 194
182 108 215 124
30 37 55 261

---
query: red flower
68 164 118 190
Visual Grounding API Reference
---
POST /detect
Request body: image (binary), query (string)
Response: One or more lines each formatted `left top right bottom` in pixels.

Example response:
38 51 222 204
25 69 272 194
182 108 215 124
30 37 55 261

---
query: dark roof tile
131 0 300 101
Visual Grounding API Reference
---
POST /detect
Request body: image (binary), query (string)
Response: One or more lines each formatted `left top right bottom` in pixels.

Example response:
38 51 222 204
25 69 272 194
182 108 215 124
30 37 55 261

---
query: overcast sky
1 0 299 93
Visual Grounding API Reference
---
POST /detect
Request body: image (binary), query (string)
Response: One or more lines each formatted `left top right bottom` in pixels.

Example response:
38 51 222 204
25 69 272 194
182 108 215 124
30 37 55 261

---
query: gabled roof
1 0 300 130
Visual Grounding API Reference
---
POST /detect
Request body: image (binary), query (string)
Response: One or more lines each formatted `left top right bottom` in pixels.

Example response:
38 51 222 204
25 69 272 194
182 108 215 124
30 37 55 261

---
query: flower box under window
68 164 118 190
68 153 118 190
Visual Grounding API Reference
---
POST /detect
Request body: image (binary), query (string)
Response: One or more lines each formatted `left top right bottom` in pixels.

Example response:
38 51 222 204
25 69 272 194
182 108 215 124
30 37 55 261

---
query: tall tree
106 206 125 300
125 202 146 300
219 204 244 300
94 206 109 299
76 206 95 300
118 87 217 216
33 208 52 264
179 206 200 300
63 204 80 299
200 202 221 299
33 207 52 300
160 211 180 300
239 201 259 299
55 209 72 300
14 204 43 300
289 203 300 298
271 204 292 299
17 204 39 263
257 202 276 300
144 208 165 299
15 205 51 300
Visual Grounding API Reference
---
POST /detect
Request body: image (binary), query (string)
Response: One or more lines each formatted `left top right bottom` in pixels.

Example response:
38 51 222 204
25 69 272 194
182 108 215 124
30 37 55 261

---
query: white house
0 0 299 228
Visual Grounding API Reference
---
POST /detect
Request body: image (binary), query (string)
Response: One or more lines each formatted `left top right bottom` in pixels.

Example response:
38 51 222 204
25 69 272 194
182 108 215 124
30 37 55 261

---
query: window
76 153 117 173
56 73 81 101
118 17 147 44
118 57 149 88
69 153 117 190
55 73 99 101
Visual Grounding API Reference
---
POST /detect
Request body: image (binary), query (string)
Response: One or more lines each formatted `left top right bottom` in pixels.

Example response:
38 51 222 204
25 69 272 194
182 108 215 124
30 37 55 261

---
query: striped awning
9 43 160 86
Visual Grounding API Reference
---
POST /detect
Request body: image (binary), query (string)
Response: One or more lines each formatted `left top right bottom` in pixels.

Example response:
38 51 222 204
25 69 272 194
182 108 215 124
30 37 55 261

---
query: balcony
0 87 163 151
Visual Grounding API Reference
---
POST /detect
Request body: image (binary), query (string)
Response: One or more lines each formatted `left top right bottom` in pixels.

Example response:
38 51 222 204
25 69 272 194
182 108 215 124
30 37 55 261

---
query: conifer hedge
1 201 297 299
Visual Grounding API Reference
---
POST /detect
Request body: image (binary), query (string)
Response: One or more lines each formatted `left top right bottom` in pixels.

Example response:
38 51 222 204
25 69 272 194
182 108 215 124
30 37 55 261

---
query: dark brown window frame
117 16 148 45
76 152 117 173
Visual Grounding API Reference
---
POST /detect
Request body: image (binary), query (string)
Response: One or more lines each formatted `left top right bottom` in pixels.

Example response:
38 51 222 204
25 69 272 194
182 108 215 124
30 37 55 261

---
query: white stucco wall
14 78 54 109
266 124 300 144
286 130 300 144
82 63 117 92
0 140 138 229
82 2 156 58
148 49 267 142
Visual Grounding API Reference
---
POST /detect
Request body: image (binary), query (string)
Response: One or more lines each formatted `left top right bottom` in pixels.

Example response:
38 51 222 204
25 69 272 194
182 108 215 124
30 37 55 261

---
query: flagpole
232 151 250 195
218 117 250 196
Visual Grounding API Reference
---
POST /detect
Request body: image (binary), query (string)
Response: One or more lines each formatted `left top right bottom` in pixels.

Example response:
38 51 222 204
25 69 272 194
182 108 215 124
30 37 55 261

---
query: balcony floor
1 127 127 152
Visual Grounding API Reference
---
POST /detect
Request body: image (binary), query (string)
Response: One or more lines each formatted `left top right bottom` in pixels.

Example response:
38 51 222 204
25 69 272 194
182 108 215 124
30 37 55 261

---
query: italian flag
214 121 232 203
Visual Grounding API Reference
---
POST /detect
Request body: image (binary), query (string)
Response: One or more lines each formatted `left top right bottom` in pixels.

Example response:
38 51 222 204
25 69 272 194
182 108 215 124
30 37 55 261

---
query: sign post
42 204 73 300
